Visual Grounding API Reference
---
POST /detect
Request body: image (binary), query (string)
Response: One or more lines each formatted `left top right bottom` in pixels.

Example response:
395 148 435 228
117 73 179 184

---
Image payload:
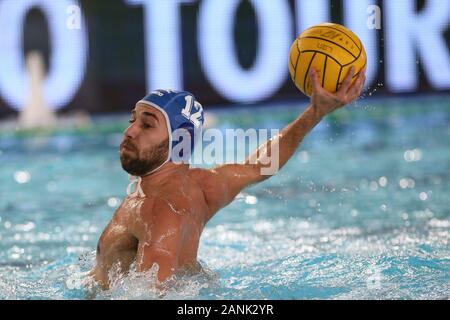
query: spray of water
63 251 219 300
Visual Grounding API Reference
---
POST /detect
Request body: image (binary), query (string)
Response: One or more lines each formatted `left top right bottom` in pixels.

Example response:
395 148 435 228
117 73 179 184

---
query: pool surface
0 95 449 299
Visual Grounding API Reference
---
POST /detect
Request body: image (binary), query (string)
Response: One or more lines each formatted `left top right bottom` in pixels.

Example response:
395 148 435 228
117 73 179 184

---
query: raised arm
202 66 366 219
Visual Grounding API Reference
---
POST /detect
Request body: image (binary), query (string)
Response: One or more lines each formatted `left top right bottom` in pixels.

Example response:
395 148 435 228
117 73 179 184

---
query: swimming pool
0 95 449 299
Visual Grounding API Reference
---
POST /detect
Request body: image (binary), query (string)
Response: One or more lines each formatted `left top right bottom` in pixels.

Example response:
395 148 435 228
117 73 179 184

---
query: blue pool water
0 95 449 299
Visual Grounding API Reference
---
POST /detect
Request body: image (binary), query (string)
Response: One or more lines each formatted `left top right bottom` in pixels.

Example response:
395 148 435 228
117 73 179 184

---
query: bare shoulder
188 167 216 183
188 167 226 193
134 194 183 239
140 172 208 223
139 192 184 221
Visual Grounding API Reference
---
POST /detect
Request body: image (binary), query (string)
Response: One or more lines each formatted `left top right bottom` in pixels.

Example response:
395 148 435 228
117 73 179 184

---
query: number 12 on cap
181 95 203 128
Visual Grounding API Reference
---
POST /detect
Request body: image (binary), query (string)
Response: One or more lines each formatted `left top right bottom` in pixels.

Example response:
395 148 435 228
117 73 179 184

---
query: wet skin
92 165 211 288
92 68 366 289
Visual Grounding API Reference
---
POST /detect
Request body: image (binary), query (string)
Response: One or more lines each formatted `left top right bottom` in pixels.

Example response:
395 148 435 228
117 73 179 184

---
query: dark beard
120 139 169 176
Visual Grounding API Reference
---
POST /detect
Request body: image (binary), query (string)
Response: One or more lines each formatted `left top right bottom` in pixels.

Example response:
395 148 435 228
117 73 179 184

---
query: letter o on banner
198 0 292 103
0 0 88 111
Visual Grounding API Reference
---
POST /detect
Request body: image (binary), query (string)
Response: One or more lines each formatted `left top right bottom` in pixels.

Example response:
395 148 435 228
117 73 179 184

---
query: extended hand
309 66 366 118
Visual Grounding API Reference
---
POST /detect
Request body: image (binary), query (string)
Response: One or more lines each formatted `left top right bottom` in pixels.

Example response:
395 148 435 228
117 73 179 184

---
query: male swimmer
91 67 366 289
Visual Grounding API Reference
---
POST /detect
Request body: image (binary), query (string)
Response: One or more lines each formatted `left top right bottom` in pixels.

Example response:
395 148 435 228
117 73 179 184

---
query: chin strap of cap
125 156 170 197
126 175 145 198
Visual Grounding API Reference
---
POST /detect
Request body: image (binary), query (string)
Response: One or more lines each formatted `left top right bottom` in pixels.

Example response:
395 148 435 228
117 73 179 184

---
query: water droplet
404 149 422 162
107 197 120 208
419 192 428 201
378 176 388 187
399 178 415 189
14 171 31 184
407 179 415 189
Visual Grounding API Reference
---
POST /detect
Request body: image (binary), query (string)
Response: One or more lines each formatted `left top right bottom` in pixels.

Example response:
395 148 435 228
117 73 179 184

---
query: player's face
120 104 169 176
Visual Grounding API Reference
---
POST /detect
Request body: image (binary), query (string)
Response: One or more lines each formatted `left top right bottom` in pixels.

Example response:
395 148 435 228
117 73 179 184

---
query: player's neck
141 162 188 186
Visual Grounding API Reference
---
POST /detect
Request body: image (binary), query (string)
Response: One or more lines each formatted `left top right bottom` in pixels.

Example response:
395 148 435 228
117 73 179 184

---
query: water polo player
92 68 366 289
